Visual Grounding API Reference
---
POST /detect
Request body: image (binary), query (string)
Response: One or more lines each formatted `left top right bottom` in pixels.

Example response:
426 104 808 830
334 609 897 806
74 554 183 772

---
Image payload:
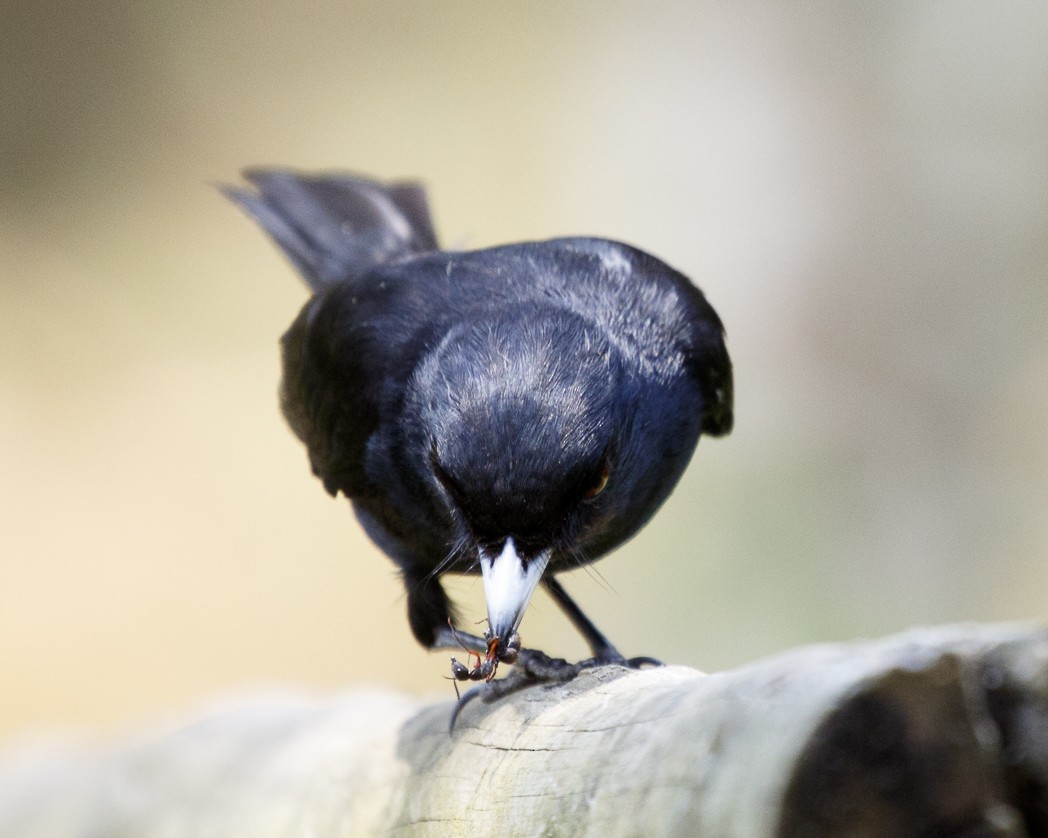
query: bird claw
625 655 664 668
448 648 663 732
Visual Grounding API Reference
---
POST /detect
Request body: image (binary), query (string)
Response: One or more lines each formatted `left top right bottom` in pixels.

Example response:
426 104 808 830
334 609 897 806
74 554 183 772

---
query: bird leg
542 575 663 669
429 622 489 655
407 572 491 656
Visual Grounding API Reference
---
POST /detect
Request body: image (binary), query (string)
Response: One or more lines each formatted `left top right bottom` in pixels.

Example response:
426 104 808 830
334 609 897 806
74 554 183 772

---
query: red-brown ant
446 621 521 698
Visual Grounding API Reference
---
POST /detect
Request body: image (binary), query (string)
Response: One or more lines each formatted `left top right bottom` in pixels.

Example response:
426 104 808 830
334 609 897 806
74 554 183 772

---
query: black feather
225 169 734 658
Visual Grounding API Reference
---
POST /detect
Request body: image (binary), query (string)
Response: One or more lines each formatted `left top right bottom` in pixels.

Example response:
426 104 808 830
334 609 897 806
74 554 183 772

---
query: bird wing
279 260 454 499
682 305 734 437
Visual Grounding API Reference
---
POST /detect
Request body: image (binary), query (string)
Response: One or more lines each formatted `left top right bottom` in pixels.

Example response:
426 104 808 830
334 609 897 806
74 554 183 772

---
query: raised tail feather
222 169 439 290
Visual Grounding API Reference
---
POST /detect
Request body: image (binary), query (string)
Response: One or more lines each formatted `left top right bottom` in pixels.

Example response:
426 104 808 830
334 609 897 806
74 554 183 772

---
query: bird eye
581 464 610 500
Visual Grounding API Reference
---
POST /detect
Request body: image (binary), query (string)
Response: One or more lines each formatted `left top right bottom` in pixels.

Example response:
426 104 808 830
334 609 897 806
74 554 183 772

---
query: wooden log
1 623 1045 836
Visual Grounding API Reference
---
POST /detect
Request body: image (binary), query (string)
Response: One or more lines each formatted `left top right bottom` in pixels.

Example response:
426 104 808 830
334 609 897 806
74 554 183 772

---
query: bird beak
480 538 550 658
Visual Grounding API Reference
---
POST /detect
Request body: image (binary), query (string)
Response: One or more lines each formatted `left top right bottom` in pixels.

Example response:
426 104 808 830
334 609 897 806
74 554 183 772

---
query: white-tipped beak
480 538 551 648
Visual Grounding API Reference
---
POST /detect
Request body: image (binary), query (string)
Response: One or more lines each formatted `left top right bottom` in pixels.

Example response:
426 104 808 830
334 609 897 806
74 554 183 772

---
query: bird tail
222 168 439 290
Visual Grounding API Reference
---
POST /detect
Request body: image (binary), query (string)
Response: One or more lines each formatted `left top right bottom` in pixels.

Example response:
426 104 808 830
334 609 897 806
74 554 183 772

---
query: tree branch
1 623 1045 836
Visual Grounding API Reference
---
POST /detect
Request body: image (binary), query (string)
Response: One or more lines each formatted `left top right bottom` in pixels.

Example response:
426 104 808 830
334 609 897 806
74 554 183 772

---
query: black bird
224 169 733 689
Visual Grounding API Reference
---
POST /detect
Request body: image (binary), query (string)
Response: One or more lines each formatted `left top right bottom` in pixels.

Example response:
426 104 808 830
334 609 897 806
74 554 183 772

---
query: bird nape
223 169 733 703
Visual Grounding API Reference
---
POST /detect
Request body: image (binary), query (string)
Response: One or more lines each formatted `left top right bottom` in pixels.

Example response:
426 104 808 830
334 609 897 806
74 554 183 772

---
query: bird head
417 308 625 661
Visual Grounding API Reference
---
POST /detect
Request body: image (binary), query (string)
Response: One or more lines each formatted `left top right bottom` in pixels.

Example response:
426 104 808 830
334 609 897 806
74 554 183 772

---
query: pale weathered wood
1 623 1045 836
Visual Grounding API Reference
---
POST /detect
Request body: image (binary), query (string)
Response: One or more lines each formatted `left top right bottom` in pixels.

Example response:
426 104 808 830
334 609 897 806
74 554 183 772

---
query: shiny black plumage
225 169 732 680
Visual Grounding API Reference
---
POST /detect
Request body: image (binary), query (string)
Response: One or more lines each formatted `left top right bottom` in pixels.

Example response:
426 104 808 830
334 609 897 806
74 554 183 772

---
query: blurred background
1 2 1045 743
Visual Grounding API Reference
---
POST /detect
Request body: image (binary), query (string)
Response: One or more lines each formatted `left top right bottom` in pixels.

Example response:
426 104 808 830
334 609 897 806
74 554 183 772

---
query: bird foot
448 648 662 732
